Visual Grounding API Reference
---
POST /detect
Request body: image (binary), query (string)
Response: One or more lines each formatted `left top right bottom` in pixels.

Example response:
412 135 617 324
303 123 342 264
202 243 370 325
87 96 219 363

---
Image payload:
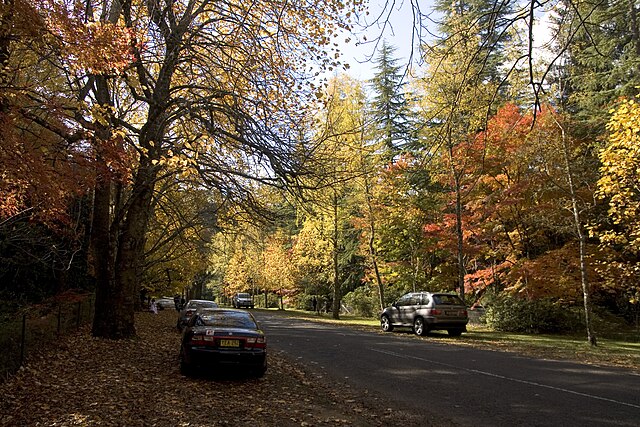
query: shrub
342 286 377 318
484 297 583 334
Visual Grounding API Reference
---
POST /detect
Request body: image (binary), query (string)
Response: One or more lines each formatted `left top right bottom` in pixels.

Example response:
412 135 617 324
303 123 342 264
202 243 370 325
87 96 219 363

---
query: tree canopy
3 0 640 343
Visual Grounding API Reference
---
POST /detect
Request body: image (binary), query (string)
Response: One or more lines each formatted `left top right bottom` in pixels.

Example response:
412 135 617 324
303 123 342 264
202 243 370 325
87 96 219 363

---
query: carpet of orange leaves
0 310 430 426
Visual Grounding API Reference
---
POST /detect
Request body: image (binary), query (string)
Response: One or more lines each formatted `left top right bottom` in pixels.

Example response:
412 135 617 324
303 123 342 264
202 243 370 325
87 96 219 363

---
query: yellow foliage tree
596 97 640 305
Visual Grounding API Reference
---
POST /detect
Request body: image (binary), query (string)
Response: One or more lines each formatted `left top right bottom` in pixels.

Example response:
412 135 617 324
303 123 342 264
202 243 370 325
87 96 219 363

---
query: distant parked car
179 308 267 377
177 299 218 330
155 298 175 310
232 293 254 309
380 292 468 337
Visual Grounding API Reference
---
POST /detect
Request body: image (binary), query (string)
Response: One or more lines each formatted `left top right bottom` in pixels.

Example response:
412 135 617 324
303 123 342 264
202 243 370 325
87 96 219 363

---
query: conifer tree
368 41 414 160
555 0 640 134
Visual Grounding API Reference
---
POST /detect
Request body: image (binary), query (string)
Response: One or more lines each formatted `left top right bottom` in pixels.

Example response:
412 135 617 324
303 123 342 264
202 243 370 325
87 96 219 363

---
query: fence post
57 305 62 335
76 301 82 328
19 314 26 368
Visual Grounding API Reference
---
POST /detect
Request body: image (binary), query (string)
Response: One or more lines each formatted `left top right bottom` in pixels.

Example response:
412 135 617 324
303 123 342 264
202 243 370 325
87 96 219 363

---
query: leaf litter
0 310 433 426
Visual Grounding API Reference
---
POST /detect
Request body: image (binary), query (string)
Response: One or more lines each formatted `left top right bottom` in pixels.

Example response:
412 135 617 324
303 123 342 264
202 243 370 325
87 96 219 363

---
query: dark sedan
179 308 267 377
176 299 218 331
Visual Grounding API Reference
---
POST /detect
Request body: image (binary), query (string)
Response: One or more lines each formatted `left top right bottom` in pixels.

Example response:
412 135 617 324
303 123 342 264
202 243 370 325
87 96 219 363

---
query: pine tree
555 0 640 134
368 41 414 160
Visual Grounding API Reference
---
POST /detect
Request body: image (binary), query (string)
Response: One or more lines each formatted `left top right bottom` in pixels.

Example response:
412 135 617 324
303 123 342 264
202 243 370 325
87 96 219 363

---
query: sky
337 0 554 83
338 0 429 82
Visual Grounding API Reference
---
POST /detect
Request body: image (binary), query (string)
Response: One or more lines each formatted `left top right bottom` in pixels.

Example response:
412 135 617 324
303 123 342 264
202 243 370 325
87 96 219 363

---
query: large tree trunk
90 75 122 338
90 173 118 337
93 157 157 338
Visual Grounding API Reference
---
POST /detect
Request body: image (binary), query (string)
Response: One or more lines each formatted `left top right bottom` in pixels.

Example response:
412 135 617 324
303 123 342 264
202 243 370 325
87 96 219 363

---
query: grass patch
256 308 640 372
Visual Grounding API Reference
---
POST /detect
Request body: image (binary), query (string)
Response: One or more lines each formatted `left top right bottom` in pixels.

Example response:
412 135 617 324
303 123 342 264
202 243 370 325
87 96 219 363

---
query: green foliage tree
555 0 640 133
368 41 414 158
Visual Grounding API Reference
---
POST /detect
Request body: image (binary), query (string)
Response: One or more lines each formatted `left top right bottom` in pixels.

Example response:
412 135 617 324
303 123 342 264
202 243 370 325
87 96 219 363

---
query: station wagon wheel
413 317 428 336
380 315 394 332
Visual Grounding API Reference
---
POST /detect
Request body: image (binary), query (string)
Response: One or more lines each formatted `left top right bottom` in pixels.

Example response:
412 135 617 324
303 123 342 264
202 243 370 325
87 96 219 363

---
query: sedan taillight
245 336 266 348
190 334 215 344
190 334 204 343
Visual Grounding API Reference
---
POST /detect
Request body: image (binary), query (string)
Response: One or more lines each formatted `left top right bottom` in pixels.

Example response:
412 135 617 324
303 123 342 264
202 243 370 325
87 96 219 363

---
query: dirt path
0 310 423 426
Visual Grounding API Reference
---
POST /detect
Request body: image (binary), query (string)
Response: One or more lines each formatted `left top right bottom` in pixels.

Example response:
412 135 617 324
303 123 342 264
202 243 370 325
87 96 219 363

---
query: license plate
219 339 240 347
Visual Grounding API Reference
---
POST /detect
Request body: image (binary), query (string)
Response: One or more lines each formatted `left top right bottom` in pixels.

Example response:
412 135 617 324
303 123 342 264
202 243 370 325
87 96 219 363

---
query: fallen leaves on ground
0 310 427 426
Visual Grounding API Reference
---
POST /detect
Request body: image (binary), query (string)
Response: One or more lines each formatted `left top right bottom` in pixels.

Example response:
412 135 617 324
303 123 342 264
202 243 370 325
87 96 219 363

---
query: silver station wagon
380 292 469 336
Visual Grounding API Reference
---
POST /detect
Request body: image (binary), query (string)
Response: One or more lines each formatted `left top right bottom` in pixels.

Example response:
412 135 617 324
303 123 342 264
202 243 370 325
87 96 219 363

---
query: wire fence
0 293 94 382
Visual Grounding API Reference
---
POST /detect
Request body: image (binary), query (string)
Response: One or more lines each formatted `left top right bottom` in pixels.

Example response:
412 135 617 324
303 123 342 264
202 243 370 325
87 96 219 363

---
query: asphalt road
254 311 640 426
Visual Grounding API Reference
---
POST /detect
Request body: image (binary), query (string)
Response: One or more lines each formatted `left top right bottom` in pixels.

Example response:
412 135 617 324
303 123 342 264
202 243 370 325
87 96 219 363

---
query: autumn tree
0 0 132 305
41 0 365 338
416 0 511 301
595 96 640 326
373 156 440 297
141 178 217 298
297 75 367 319
262 230 296 309
290 217 334 298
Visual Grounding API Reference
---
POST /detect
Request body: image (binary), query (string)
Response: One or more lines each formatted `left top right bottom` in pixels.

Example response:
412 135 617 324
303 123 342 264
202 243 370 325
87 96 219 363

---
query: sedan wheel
179 349 192 376
380 315 394 332
179 360 191 376
413 317 428 336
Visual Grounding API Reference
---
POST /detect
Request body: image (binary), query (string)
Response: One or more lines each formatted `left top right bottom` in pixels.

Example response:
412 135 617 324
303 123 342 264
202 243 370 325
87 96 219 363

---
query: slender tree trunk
90 173 117 336
0 0 14 113
369 226 385 309
447 130 466 302
331 189 341 319
413 255 420 293
555 117 596 346
364 179 385 310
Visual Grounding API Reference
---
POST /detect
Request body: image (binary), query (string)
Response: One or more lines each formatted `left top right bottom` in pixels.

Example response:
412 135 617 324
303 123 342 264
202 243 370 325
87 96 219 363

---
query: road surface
254 311 640 426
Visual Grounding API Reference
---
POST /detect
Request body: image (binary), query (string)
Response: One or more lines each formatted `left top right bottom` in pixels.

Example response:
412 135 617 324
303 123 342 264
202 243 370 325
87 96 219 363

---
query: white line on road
370 348 640 410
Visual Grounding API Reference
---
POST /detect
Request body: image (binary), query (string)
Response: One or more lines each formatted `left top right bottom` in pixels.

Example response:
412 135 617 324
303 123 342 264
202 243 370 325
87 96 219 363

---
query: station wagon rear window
433 294 464 305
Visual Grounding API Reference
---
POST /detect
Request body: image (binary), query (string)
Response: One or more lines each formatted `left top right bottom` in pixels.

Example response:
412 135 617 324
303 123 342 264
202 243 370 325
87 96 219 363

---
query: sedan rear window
199 312 257 329
188 301 217 309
